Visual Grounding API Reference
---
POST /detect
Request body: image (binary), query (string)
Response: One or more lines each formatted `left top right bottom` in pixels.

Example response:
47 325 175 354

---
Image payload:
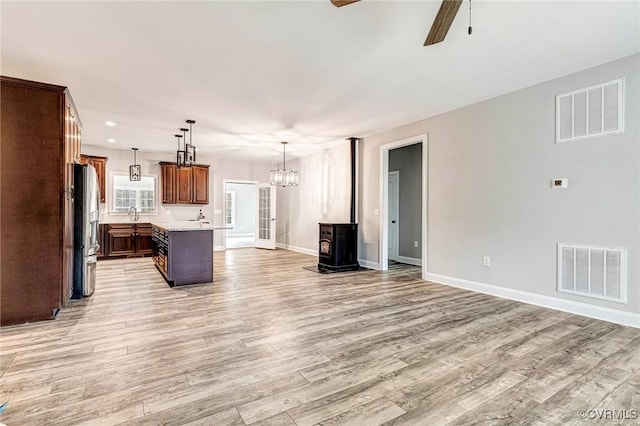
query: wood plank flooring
1 248 639 425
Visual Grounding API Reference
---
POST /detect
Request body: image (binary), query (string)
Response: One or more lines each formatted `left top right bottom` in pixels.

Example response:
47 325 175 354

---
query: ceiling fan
330 0 464 46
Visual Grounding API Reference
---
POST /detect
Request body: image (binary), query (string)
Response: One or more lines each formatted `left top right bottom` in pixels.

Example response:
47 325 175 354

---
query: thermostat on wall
551 178 568 189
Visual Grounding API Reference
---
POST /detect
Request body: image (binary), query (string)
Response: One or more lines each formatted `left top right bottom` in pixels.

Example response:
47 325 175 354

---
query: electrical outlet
483 256 491 267
414 241 419 248
551 178 568 189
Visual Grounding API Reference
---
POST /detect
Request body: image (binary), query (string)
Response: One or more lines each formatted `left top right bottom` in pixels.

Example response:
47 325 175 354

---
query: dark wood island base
152 223 213 286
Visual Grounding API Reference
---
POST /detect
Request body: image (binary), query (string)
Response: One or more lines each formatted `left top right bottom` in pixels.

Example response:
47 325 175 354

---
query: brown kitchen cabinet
192 165 209 204
176 167 193 204
159 162 209 205
107 224 136 256
97 224 107 259
80 154 107 203
135 224 153 255
103 223 153 258
1 76 80 326
161 162 177 204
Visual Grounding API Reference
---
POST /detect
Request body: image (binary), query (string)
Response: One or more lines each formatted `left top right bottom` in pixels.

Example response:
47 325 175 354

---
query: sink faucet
128 206 140 221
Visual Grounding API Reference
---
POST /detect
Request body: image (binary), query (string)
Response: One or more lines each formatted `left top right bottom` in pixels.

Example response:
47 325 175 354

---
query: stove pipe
347 137 358 224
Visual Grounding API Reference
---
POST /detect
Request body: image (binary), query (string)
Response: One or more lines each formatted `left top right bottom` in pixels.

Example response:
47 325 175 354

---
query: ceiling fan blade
331 0 361 7
424 0 463 46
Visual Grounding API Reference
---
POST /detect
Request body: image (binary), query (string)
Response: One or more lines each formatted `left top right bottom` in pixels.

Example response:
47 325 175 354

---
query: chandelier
270 141 299 187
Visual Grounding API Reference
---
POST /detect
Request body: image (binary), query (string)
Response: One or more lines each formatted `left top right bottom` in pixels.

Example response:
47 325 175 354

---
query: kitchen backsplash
99 204 213 224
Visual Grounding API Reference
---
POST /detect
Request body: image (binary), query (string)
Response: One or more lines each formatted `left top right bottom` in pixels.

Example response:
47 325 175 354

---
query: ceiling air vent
557 243 627 303
556 78 624 143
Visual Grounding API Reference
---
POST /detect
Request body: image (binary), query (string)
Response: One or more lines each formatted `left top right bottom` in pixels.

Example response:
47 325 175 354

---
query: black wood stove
318 223 359 271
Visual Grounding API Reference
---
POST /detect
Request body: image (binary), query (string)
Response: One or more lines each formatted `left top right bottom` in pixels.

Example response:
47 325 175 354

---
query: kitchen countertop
151 221 216 231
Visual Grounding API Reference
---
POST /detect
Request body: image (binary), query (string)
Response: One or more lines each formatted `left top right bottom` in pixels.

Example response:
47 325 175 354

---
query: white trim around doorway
379 134 428 280
222 179 259 251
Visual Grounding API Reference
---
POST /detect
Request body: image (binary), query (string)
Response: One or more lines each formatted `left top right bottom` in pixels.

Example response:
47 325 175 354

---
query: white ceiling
2 1 638 162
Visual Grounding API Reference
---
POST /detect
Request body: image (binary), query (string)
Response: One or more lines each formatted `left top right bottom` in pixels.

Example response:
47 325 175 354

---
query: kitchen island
151 222 213 286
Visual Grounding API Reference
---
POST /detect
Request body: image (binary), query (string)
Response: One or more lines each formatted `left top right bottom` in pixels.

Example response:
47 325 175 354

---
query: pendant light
174 134 184 169
270 141 299 187
178 127 189 168
129 148 141 181
185 119 196 165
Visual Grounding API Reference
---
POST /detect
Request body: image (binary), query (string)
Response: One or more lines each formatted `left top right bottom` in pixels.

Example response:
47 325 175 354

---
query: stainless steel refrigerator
73 163 100 298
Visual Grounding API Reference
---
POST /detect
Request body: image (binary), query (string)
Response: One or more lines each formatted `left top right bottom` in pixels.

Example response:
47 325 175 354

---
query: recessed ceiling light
104 121 117 127
107 138 116 143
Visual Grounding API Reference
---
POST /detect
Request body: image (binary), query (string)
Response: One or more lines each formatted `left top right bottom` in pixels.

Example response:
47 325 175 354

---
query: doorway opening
379 134 428 279
224 181 257 249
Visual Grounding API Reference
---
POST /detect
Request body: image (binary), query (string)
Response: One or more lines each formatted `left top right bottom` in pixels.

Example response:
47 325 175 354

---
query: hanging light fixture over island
270 141 299 187
173 119 197 169
129 147 141 181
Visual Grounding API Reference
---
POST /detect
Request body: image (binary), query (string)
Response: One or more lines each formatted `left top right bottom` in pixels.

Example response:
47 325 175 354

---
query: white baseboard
425 273 639 329
276 244 381 271
214 246 225 252
276 243 316 257
359 259 380 270
397 256 422 266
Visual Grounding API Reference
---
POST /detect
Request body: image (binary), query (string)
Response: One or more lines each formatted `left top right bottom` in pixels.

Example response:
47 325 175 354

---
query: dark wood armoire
1 76 81 326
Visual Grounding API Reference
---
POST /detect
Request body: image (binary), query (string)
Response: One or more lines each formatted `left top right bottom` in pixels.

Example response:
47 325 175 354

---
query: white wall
359 54 639 319
81 145 272 247
276 142 351 252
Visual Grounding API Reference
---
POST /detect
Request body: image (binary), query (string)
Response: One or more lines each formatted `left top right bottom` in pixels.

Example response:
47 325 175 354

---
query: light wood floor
1 249 639 425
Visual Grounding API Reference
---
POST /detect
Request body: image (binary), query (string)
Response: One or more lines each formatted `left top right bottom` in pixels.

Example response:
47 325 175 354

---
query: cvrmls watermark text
577 409 638 420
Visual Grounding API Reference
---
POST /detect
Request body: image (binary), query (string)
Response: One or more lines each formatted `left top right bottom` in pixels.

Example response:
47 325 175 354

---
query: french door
255 183 276 249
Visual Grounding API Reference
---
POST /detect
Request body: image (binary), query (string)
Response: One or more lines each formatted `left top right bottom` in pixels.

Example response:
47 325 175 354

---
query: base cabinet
101 223 153 258
135 224 153 255
152 225 213 286
98 224 107 259
108 224 135 256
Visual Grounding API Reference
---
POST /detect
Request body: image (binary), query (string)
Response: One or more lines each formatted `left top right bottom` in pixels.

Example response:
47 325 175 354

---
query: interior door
388 171 399 261
255 183 276 249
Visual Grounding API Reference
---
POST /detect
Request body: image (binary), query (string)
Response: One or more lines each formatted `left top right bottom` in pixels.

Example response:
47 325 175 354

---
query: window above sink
109 173 158 214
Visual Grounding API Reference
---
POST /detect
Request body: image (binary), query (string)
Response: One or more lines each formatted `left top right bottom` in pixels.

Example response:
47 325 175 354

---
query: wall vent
556 78 624 143
557 243 627 303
